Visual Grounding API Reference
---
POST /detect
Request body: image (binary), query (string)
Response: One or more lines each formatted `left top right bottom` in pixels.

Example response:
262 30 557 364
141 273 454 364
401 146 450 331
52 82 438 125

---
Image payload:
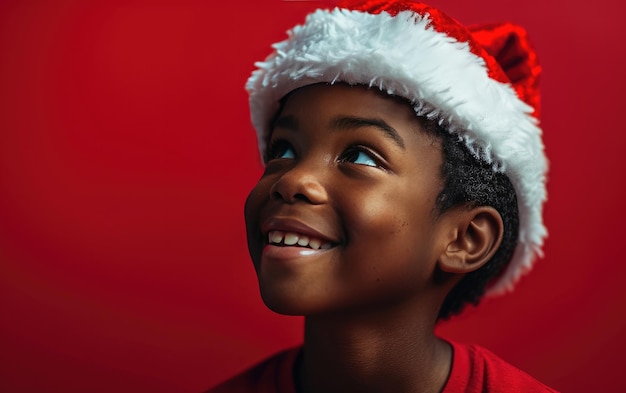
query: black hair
423 121 520 320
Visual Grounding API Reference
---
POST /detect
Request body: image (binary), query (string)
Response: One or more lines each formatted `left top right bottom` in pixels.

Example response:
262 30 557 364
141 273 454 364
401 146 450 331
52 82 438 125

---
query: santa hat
246 0 547 296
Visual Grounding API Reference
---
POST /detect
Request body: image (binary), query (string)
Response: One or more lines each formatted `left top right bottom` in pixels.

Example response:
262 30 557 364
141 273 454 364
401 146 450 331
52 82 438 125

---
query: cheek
339 189 438 281
243 179 270 262
343 193 414 256
244 177 269 225
352 197 407 239
343 188 426 242
243 187 257 225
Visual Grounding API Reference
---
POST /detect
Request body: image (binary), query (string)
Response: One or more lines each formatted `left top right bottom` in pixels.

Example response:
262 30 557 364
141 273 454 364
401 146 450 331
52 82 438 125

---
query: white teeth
267 230 332 250
269 231 284 244
284 233 298 245
308 238 321 250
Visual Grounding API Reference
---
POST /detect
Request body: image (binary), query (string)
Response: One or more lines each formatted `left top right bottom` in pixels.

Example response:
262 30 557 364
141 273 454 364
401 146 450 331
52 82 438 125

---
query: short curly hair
424 120 520 320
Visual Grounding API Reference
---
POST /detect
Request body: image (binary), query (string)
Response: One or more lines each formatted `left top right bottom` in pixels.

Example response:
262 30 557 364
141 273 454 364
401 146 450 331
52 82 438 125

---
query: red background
1 1 624 392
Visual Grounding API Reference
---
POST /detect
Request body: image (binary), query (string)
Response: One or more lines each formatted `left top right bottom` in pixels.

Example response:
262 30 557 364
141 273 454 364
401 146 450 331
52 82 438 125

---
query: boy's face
244 83 450 316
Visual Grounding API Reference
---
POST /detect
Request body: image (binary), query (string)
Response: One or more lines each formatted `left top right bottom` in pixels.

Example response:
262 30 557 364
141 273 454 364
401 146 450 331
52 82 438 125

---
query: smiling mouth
268 231 334 250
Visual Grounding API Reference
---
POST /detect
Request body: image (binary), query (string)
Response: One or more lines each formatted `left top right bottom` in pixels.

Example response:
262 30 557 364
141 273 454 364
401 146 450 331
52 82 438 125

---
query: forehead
277 83 417 124
272 83 441 151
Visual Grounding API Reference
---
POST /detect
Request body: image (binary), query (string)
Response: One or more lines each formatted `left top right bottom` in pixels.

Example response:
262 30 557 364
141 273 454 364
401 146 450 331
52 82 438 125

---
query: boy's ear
438 206 504 274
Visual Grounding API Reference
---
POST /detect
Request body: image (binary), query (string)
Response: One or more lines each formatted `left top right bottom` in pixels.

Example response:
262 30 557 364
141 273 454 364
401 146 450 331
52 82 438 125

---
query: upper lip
261 217 340 244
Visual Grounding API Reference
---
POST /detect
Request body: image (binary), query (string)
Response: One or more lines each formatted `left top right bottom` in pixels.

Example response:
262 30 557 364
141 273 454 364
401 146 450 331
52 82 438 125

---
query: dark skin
244 83 503 393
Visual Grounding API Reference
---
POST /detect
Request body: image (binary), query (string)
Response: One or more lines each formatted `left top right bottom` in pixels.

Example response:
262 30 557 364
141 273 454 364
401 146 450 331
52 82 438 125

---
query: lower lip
262 244 331 260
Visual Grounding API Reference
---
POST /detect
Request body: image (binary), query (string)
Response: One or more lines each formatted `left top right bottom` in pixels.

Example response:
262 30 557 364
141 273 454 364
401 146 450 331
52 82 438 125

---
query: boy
210 1 554 391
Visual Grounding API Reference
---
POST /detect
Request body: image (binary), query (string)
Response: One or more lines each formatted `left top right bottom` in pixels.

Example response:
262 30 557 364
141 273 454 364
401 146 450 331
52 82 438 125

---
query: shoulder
205 347 300 393
443 340 559 393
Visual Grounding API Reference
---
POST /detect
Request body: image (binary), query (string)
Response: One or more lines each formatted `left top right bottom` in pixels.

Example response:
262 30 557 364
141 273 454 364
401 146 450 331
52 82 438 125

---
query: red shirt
208 340 558 392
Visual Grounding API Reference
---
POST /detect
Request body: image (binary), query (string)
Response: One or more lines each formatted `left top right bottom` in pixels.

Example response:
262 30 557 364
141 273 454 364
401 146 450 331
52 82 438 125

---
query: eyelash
339 145 381 168
266 139 293 162
266 139 385 169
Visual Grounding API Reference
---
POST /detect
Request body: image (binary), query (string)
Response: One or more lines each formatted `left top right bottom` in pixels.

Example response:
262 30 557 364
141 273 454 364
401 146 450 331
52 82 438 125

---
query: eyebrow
331 116 405 149
271 115 298 132
271 115 406 150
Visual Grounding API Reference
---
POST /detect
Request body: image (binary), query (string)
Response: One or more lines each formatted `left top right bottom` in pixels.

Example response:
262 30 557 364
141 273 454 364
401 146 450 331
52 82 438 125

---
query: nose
269 162 328 205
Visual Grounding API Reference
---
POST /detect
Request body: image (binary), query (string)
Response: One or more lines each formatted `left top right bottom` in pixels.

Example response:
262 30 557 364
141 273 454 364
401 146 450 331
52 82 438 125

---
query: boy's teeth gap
267 230 332 250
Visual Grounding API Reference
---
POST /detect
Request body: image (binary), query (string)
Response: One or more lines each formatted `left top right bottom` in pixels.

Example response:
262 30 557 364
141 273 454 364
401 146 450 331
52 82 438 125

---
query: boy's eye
267 140 295 161
277 146 295 159
341 147 379 167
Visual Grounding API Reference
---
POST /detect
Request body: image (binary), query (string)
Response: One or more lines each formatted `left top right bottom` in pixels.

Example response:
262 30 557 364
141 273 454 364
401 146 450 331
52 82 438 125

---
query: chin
258 284 330 316
259 287 307 316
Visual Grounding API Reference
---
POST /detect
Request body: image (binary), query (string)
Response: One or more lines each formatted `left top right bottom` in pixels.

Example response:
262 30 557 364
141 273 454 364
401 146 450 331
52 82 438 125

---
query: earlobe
438 206 504 274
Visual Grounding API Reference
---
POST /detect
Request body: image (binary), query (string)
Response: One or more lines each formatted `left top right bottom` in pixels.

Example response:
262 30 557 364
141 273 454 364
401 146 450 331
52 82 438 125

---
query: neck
296 301 451 393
